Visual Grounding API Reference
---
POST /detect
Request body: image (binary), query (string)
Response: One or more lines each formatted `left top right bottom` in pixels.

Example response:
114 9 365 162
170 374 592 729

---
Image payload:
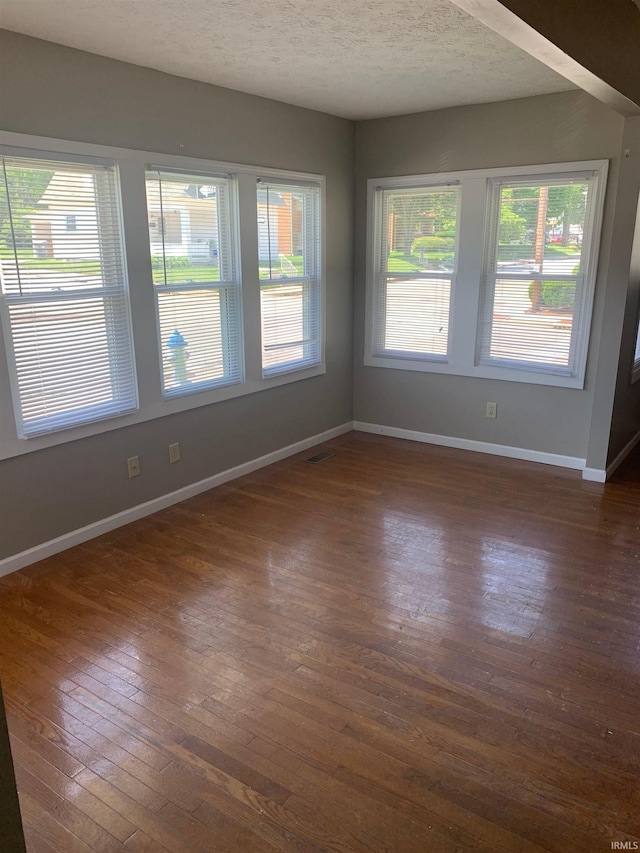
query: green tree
547 184 587 245
0 167 53 256
499 205 527 243
425 192 457 233
509 183 587 246
390 191 457 256
390 195 419 256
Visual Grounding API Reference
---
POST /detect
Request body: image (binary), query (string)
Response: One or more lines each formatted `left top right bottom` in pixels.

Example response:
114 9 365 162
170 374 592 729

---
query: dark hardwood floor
1 431 639 853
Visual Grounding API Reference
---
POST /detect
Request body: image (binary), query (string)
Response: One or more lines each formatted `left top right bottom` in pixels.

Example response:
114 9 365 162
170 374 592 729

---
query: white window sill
363 354 585 389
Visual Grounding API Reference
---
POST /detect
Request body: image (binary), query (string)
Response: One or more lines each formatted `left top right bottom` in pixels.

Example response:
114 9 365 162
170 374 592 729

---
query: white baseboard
582 429 640 483
353 421 586 471
606 428 640 479
581 467 607 483
0 422 354 578
6 418 624 579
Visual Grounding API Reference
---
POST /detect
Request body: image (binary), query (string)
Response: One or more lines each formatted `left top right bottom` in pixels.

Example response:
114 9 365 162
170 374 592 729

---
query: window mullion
237 172 262 383
118 159 163 408
0 299 20 443
450 176 487 369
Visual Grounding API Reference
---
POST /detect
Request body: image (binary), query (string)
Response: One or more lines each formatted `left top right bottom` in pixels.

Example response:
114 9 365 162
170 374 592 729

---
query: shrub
412 236 455 254
528 281 576 311
151 255 192 270
434 230 456 239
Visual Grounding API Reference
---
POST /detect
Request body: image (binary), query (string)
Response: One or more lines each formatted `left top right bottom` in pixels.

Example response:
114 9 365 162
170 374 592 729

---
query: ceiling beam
448 0 640 116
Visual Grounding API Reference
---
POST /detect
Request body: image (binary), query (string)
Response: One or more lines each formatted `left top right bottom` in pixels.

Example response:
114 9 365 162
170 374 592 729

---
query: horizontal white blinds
373 185 458 360
257 181 321 376
479 176 593 375
145 170 242 397
0 154 138 437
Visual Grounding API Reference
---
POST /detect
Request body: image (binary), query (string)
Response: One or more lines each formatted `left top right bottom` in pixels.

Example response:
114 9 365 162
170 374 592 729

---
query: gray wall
0 31 355 560
0 32 636 563
353 90 626 461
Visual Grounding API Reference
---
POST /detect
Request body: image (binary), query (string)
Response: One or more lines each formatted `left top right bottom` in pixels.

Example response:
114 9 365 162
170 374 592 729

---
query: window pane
487 278 577 369
146 170 242 397
0 155 137 437
258 187 307 281
257 183 321 375
261 282 307 369
145 175 228 286
481 175 594 376
495 181 588 276
373 185 457 360
157 286 241 395
0 167 124 295
383 188 458 274
382 277 450 356
7 295 134 430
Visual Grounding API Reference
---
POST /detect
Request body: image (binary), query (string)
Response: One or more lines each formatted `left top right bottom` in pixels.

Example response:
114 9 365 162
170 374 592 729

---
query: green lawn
388 251 453 272
259 255 305 278
384 242 581 274
153 264 222 284
0 256 103 275
499 243 580 258
1 244 579 284
545 244 581 256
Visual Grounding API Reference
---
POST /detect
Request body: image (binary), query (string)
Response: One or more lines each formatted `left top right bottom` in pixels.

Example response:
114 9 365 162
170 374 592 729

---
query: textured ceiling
0 0 574 120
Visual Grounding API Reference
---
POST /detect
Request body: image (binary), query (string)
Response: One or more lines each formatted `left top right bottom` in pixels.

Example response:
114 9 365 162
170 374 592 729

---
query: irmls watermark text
611 843 639 850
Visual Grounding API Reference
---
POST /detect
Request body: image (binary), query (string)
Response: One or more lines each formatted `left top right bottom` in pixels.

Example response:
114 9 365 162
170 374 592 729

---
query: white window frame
368 181 461 364
365 160 608 389
0 131 326 461
145 168 244 399
0 149 139 439
257 178 323 377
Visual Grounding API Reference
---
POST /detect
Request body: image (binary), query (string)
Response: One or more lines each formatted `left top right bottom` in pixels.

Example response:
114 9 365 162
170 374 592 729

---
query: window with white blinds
145 170 242 398
479 175 595 376
0 154 138 438
371 185 458 360
366 161 607 387
0 135 327 458
257 181 321 376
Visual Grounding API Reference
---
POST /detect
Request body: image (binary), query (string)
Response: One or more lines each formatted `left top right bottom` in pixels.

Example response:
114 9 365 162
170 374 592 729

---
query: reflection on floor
1 431 639 852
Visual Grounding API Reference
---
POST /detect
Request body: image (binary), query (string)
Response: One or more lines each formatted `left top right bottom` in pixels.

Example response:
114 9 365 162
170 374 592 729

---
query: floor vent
305 451 335 464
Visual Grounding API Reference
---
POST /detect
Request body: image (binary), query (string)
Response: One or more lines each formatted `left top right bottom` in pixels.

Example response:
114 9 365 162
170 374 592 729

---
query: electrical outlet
127 455 141 478
169 442 181 464
486 402 498 419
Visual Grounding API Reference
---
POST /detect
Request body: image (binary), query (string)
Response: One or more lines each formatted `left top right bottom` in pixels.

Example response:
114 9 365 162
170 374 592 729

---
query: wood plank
0 432 639 852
